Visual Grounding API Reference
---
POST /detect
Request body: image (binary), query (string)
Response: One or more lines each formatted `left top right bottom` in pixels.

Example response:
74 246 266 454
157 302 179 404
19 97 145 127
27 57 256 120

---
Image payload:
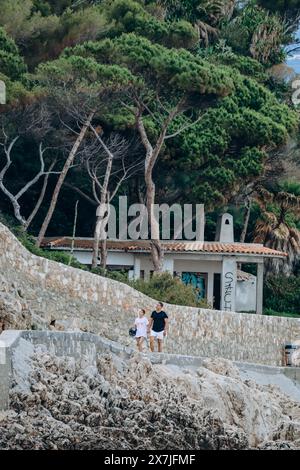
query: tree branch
165 112 207 140
64 181 98 206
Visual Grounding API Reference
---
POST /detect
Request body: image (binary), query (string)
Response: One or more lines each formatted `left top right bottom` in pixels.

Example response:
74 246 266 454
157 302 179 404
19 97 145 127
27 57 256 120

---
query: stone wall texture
1 222 300 366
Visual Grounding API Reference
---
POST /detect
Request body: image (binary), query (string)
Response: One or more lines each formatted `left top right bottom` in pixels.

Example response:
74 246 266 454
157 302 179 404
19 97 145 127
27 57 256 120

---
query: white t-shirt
135 317 149 338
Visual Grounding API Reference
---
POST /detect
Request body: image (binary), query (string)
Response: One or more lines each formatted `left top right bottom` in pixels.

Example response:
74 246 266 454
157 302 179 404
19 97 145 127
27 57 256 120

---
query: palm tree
250 13 289 64
159 0 235 46
253 187 300 276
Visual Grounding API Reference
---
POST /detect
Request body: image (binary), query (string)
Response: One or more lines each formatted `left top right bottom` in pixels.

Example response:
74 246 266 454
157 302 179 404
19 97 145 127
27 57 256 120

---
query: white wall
70 251 92 265
173 258 222 274
71 250 135 267
236 278 257 313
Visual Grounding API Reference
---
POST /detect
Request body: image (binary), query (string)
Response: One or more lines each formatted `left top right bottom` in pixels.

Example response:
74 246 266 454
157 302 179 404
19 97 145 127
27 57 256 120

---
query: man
148 302 169 353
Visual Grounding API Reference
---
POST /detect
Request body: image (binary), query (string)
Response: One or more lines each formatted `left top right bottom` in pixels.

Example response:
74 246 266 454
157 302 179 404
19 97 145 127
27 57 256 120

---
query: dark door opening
213 273 221 310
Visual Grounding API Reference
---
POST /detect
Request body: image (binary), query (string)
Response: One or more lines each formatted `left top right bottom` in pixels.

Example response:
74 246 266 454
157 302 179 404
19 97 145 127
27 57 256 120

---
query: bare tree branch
165 112 207 140
0 136 59 226
64 182 98 207
25 159 57 231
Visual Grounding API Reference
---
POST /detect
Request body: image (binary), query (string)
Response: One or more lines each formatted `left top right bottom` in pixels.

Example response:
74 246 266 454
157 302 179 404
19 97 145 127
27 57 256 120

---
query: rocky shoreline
0 348 299 450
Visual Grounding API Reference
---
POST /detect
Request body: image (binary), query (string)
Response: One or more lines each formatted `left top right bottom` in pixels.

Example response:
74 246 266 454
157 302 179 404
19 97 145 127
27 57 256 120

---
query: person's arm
148 316 153 333
163 317 169 337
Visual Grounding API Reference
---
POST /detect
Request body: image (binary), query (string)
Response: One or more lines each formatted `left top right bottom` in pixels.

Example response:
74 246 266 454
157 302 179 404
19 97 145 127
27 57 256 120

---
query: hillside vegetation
0 0 299 312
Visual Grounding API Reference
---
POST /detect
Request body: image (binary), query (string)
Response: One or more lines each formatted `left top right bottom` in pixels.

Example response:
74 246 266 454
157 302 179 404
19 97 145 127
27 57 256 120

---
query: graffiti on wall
223 271 234 311
182 272 206 300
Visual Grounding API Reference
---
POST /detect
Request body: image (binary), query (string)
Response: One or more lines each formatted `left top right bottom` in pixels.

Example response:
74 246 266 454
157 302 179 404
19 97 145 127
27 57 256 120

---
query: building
41 214 287 315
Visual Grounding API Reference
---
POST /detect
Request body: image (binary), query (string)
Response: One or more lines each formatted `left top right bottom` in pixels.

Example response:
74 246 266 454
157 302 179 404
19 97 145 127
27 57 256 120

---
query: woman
134 308 148 352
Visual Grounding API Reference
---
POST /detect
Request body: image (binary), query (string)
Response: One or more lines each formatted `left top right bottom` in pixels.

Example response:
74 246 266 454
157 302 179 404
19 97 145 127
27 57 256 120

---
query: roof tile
41 238 287 258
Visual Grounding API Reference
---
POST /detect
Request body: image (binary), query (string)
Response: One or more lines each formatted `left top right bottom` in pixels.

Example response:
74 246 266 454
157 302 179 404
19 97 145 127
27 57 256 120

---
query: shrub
18 233 88 270
92 267 129 283
130 272 210 308
264 275 300 317
92 269 208 307
263 308 300 319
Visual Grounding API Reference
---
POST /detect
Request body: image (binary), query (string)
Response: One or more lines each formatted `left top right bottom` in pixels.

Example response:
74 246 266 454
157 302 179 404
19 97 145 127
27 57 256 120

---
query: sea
286 29 300 74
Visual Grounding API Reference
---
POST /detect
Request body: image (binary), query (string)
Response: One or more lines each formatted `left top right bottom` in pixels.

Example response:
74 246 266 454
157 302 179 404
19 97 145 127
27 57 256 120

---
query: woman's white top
135 317 149 338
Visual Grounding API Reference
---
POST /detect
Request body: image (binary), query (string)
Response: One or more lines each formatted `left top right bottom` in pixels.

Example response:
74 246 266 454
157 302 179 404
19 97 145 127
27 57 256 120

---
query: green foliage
0 0 59 46
0 27 20 55
159 0 229 25
131 272 210 308
92 267 130 283
0 0 298 252
91 267 210 307
67 33 297 213
0 1 108 68
36 54 135 90
106 0 198 49
20 234 88 269
0 32 31 104
0 73 32 104
258 0 300 15
264 275 300 316
67 32 236 98
164 70 298 208
280 180 300 197
92 268 210 307
0 28 27 80
264 308 300 318
59 6 108 47
0 0 33 37
220 3 290 65
0 50 27 80
210 51 267 81
33 0 75 16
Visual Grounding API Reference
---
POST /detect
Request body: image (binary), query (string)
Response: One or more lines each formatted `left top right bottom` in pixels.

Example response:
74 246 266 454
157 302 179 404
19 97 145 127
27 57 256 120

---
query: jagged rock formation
0 348 300 450
0 274 32 331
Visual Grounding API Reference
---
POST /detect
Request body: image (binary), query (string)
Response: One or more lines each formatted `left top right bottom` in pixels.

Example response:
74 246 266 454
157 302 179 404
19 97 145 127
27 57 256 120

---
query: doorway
213 273 221 310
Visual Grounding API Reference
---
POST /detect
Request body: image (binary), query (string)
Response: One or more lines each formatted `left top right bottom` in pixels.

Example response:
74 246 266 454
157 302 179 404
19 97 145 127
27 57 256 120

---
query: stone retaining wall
1 222 300 366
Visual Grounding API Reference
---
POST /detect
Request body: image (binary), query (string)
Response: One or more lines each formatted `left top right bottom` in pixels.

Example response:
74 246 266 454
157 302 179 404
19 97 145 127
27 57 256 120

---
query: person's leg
138 337 144 352
157 339 163 353
150 335 155 352
136 337 140 352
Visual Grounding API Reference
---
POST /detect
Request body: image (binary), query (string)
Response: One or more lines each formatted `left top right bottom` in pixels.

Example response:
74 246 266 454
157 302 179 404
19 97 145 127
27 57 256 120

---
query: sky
286 29 300 74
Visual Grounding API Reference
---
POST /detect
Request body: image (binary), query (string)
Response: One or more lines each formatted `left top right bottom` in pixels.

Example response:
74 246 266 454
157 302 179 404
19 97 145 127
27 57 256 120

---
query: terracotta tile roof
41 237 287 258
237 270 256 281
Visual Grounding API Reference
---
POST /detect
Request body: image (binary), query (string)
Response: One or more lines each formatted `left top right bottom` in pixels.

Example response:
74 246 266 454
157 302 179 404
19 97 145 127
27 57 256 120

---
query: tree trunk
240 197 252 243
150 239 164 273
92 199 110 270
136 108 181 274
145 170 163 272
100 239 108 270
92 209 102 270
25 160 56 231
11 199 26 226
36 112 95 247
92 217 108 270
68 200 79 266
0 180 25 226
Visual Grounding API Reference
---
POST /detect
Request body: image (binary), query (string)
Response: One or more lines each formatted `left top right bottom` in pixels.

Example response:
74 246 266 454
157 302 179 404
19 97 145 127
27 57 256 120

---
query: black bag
129 327 137 337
